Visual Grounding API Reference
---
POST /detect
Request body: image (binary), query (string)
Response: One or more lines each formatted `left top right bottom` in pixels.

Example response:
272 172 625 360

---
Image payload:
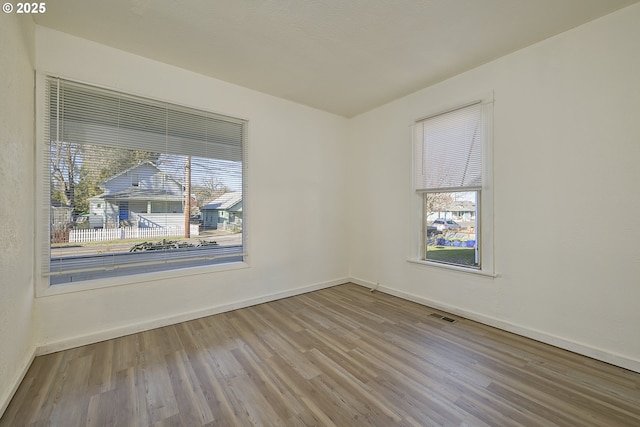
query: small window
414 98 493 273
425 191 478 267
131 173 140 187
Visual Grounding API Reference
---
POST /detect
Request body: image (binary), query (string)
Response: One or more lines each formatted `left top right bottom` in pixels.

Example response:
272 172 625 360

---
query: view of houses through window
49 145 244 284
415 99 491 271
424 191 478 267
45 77 246 285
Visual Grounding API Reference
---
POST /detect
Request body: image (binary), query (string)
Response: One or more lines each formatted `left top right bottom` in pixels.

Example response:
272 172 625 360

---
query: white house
426 200 477 223
88 161 185 228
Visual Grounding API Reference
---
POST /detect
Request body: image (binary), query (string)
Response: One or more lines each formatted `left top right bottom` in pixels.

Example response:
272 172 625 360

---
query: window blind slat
49 78 244 161
415 102 482 191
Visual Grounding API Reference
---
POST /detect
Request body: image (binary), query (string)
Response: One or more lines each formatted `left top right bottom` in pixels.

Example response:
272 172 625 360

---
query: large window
42 77 247 286
414 99 493 272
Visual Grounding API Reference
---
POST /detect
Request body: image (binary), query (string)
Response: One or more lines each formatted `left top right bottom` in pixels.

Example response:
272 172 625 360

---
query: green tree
50 142 161 216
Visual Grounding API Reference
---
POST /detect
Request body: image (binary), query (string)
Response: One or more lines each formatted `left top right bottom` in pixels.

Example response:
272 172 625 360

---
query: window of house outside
414 97 493 274
42 77 247 287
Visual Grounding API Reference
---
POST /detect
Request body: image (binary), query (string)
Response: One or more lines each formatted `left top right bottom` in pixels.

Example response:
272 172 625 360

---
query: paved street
51 229 242 258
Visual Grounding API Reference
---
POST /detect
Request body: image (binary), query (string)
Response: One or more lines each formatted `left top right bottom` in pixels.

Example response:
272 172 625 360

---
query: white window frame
35 74 250 297
409 93 495 277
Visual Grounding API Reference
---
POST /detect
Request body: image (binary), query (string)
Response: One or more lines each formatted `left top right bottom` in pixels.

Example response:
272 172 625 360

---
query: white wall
348 4 640 371
33 27 350 352
0 14 36 414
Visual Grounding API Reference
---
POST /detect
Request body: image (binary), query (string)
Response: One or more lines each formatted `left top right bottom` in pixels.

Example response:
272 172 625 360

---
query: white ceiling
34 0 639 117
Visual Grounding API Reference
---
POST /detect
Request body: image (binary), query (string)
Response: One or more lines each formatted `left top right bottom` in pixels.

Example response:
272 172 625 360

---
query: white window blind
47 78 244 162
43 77 247 285
415 102 483 192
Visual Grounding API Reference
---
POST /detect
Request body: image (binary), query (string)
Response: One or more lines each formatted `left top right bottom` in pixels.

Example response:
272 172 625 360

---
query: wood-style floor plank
2 283 640 426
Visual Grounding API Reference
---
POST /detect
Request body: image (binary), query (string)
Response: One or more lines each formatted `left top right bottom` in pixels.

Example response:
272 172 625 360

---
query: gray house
426 200 476 223
447 200 476 222
201 192 242 230
89 162 185 228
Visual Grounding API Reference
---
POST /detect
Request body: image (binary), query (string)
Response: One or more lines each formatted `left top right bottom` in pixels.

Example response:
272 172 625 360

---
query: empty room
1 1 639 425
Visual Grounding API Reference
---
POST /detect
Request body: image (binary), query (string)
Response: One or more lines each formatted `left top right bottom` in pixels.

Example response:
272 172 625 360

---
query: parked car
432 218 461 231
426 225 440 237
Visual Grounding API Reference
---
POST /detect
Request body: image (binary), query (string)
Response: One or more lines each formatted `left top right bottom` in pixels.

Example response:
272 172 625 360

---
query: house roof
202 192 242 211
51 200 73 209
100 161 182 189
449 201 476 212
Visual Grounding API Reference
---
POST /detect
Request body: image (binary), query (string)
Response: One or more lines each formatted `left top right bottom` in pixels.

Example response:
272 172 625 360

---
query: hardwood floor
2 283 639 426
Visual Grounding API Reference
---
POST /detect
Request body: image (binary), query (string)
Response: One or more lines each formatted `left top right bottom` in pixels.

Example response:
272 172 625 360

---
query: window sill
36 261 250 298
407 258 497 278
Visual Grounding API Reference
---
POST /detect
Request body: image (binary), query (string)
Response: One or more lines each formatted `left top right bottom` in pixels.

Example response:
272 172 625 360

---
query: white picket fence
69 225 199 243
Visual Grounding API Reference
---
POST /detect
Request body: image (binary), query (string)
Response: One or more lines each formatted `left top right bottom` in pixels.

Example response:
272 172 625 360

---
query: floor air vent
429 313 457 323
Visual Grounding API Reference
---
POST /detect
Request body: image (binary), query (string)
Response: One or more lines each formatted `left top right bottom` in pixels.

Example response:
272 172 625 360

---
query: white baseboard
0 346 36 419
36 277 348 356
349 277 640 374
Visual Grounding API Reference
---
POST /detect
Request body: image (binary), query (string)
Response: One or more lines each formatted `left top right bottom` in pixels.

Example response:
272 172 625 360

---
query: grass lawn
426 246 477 267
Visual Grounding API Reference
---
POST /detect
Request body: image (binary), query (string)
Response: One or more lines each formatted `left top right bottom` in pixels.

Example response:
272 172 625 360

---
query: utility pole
184 155 191 238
